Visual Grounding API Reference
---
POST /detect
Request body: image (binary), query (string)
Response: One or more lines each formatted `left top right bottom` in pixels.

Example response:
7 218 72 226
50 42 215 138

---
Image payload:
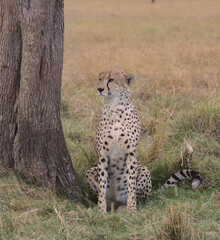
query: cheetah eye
99 78 101 82
108 78 114 82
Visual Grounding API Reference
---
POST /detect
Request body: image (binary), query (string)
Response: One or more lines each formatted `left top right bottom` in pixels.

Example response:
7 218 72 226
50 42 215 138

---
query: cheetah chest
106 139 129 203
98 109 140 203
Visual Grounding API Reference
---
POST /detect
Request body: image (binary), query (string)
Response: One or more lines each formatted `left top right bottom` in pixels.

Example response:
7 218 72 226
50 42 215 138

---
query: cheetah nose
97 88 104 93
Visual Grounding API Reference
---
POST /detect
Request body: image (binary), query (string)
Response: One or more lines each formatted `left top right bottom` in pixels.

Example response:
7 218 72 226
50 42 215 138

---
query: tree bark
0 0 81 200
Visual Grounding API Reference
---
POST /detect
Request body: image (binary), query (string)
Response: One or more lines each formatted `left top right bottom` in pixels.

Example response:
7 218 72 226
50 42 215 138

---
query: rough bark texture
0 0 81 200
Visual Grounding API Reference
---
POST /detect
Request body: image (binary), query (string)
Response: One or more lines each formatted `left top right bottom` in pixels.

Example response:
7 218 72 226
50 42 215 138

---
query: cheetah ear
99 72 105 77
125 74 135 85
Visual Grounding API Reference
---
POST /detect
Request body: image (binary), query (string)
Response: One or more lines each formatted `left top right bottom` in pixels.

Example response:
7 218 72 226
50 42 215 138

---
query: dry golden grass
62 0 220 183
63 0 220 108
158 204 196 240
63 0 220 136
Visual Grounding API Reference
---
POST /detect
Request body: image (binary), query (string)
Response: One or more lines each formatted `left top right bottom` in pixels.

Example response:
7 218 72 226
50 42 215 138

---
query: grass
1 0 220 239
1 169 219 239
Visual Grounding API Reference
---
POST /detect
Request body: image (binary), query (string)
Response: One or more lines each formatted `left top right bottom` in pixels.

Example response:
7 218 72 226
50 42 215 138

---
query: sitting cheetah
86 69 202 213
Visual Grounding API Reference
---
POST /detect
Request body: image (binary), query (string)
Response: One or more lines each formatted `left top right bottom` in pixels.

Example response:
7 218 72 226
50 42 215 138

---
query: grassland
1 0 220 239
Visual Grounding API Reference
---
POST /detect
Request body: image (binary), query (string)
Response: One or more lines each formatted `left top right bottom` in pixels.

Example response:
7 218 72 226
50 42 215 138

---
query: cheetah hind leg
86 167 112 211
86 165 152 209
136 165 152 199
86 167 99 198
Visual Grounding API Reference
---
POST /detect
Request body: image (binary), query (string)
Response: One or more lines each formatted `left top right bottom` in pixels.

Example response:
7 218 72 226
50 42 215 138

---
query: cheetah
86 69 202 213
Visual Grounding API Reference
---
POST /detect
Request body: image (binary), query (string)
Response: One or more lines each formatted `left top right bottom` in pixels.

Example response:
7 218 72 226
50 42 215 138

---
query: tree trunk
0 0 81 200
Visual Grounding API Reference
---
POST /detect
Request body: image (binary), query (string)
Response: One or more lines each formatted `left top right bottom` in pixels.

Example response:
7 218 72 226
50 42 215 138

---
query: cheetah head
97 69 135 100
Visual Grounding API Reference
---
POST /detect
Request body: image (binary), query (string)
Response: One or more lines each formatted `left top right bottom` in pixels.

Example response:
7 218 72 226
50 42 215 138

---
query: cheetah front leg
126 152 138 211
97 156 108 213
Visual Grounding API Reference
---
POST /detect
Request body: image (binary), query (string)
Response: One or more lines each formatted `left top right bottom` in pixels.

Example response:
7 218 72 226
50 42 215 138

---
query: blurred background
62 0 220 188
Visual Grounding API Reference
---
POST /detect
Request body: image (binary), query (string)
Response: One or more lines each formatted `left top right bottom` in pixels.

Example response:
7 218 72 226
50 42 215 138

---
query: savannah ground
0 0 220 239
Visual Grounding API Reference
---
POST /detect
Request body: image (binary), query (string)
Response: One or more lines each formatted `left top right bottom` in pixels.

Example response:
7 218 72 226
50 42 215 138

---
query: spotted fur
86 69 202 212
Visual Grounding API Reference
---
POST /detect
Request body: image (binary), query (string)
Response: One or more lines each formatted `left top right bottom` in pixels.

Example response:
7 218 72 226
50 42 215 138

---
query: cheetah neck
103 96 133 114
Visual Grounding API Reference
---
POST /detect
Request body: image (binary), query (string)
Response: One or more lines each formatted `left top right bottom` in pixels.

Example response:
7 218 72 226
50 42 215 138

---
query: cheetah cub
86 69 202 213
86 69 151 212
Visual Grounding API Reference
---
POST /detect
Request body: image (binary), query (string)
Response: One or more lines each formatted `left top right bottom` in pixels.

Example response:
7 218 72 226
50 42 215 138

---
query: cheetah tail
161 169 202 190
